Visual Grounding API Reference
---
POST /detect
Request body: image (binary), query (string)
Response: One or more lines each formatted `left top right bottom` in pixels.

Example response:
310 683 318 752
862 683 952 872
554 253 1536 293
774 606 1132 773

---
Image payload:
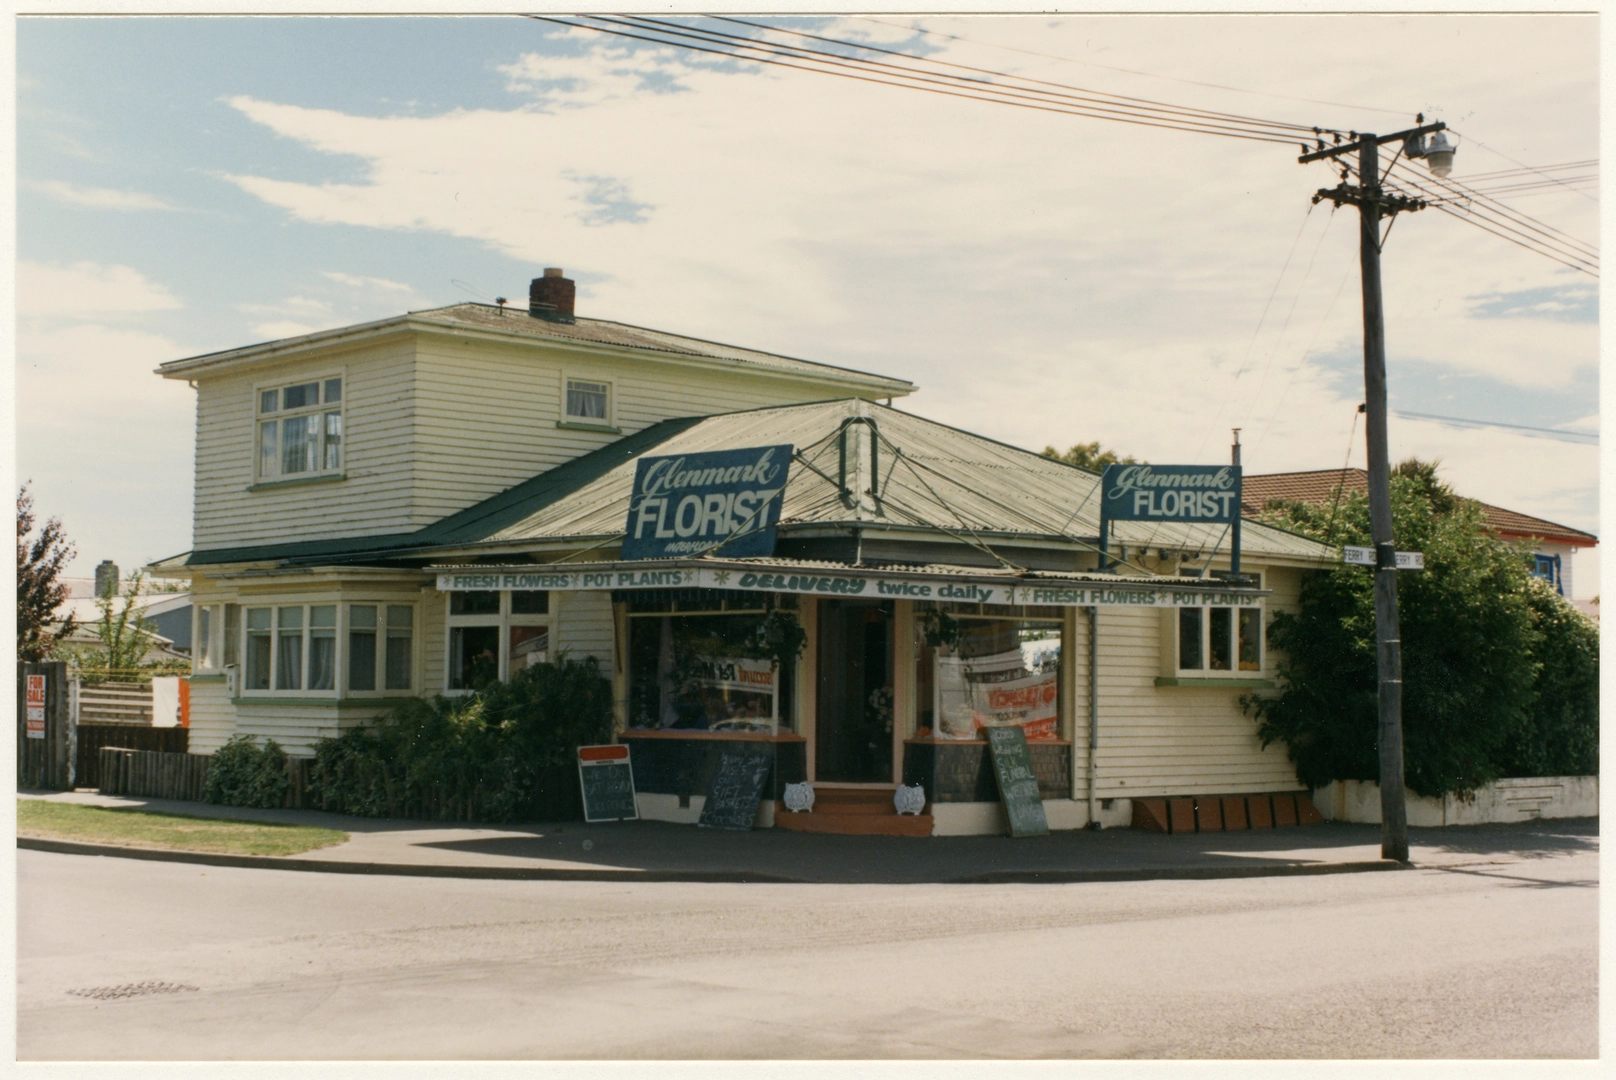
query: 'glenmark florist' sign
620 445 792 560
1100 464 1242 523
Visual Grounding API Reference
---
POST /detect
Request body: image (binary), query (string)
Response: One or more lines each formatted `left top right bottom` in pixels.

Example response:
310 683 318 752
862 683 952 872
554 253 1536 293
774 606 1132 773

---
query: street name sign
1343 546 1425 570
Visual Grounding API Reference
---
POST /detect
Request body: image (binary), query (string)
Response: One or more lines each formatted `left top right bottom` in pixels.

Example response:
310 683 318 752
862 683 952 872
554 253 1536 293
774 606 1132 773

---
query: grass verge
17 799 348 857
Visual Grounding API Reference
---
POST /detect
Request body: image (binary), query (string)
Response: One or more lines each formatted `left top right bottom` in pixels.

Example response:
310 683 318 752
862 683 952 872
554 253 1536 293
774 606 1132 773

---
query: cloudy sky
14 14 1600 595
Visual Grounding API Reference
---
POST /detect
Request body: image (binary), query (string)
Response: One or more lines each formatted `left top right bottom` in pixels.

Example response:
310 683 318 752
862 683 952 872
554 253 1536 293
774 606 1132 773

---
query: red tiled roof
1243 469 1597 547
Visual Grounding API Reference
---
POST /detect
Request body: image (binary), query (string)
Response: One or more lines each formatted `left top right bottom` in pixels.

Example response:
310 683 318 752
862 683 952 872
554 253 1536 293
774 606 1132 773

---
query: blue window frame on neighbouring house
1532 553 1563 594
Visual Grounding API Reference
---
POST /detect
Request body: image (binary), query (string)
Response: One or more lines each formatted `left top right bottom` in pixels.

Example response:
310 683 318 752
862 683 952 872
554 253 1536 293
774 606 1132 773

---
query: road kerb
19 836 1410 885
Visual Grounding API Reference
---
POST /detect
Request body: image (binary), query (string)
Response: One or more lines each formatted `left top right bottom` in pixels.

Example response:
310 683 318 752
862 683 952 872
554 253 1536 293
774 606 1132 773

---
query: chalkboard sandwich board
698 748 773 830
984 726 1050 838
578 744 639 823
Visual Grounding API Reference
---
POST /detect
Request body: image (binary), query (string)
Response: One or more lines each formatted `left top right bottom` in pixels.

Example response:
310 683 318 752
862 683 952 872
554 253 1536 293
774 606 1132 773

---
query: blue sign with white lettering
1099 464 1242 523
621 445 793 560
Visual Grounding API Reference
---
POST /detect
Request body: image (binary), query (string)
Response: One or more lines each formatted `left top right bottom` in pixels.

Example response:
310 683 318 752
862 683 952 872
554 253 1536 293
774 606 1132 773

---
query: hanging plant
918 608 963 650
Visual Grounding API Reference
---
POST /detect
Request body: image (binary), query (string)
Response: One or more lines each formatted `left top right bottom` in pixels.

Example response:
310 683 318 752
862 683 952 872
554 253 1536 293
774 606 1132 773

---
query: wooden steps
773 784 933 837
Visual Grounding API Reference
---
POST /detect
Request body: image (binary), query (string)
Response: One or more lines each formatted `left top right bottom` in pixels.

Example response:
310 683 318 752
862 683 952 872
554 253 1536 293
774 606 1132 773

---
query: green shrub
206 735 291 808
307 654 614 823
1498 581 1599 777
1250 464 1598 796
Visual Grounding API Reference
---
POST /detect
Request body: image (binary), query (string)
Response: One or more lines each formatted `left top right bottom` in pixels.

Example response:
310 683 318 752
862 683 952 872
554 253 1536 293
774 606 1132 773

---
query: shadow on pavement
411 820 1397 884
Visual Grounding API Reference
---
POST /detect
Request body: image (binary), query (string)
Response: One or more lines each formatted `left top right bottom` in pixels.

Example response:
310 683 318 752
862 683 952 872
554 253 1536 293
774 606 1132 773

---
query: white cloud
28 179 178 212
16 322 195 574
249 320 325 340
238 296 331 317
321 271 415 293
17 261 182 319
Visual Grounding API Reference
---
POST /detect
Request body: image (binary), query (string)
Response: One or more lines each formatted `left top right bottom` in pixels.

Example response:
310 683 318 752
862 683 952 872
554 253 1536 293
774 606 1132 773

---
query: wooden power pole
1300 121 1448 862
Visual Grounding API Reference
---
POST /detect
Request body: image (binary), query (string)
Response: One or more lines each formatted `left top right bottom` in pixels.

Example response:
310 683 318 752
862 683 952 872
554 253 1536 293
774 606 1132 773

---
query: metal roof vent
529 268 576 324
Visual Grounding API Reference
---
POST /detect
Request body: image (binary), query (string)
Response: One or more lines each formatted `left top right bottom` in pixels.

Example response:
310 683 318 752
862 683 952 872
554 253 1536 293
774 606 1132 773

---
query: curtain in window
281 415 320 474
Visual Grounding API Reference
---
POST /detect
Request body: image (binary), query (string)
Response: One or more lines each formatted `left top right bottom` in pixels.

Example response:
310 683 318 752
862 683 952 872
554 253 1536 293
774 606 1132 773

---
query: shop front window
445 590 551 690
624 595 796 734
914 603 1062 742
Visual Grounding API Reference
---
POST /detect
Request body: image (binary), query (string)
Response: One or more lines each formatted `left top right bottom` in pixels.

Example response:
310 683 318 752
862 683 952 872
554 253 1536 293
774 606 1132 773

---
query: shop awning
428 557 1267 609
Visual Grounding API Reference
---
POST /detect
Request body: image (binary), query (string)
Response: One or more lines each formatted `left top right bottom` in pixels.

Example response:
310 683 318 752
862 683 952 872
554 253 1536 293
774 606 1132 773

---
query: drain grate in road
68 981 199 1001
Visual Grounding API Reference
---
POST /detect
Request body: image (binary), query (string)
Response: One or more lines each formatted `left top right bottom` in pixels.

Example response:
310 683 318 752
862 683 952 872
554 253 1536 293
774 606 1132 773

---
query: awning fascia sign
433 563 1266 608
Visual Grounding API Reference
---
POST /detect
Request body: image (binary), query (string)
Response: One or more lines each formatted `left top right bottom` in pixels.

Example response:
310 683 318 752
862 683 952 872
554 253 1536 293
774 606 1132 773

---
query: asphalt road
17 840 1596 1061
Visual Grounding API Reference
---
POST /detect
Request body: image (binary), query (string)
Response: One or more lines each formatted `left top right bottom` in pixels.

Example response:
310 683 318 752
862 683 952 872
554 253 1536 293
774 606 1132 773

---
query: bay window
256 376 343 482
347 604 415 693
235 601 414 696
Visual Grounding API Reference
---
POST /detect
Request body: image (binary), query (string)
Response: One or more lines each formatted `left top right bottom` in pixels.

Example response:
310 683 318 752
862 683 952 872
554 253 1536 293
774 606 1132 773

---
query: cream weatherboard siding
553 590 615 669
191 333 420 551
186 679 234 756
407 333 884 525
1089 562 1303 799
189 328 897 555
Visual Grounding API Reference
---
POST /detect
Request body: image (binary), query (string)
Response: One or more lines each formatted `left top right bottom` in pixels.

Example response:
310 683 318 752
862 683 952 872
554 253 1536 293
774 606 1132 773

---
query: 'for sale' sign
25 674 46 739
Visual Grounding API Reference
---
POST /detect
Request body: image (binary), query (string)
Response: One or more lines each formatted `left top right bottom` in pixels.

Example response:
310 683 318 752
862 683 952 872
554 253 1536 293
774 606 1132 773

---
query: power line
540 15 1331 145
540 15 1596 276
716 15 1325 138
856 16 1417 119
1394 410 1598 444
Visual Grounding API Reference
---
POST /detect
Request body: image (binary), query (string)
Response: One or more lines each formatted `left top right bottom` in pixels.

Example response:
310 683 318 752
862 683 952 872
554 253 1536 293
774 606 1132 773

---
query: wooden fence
96 748 316 807
77 724 189 789
77 681 154 725
99 748 210 803
18 661 71 790
87 749 584 822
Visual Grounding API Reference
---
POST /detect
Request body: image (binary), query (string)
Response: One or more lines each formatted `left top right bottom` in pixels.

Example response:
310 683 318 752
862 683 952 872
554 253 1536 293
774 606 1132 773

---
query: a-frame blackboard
698 748 773 830
984 726 1050 837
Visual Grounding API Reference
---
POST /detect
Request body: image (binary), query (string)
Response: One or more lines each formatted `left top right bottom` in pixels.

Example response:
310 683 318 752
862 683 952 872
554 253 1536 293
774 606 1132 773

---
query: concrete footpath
16 789 1596 885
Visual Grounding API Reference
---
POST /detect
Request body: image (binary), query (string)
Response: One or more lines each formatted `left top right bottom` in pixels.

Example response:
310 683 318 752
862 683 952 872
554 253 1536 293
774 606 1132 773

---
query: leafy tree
68 570 160 674
16 484 76 662
1250 473 1544 797
1040 441 1140 473
1498 580 1599 777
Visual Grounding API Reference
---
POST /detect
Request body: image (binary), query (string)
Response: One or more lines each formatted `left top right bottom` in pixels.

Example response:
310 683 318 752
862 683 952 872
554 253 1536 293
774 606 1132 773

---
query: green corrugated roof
183 399 1333 569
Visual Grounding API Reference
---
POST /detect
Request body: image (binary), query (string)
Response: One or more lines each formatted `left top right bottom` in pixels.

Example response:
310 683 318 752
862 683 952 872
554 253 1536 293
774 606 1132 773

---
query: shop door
815 599 895 783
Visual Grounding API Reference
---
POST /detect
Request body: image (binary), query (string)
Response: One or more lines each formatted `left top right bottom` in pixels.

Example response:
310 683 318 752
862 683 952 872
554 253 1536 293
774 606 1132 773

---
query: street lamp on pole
1297 120 1455 863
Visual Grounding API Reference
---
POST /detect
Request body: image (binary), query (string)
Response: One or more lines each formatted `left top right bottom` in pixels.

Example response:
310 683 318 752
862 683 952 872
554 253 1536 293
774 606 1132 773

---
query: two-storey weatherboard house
157 270 912 747
154 269 1337 834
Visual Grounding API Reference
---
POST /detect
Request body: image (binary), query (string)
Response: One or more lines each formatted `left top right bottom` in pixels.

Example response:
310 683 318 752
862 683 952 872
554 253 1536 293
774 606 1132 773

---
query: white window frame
193 603 219 672
253 371 346 484
444 590 553 693
559 371 616 430
1174 604 1264 675
234 599 416 699
342 602 419 697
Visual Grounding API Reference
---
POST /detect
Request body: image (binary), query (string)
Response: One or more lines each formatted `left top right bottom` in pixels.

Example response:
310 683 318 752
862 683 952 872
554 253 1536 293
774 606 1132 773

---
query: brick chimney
94 559 120 599
529 268 576 324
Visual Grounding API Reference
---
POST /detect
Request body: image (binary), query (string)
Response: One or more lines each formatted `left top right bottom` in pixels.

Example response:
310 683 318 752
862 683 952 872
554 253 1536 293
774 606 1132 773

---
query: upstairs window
564 378 611 423
258 376 343 482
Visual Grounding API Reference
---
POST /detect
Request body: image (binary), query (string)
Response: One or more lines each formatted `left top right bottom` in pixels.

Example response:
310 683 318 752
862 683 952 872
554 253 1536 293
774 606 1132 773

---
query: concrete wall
1312 776 1596 826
